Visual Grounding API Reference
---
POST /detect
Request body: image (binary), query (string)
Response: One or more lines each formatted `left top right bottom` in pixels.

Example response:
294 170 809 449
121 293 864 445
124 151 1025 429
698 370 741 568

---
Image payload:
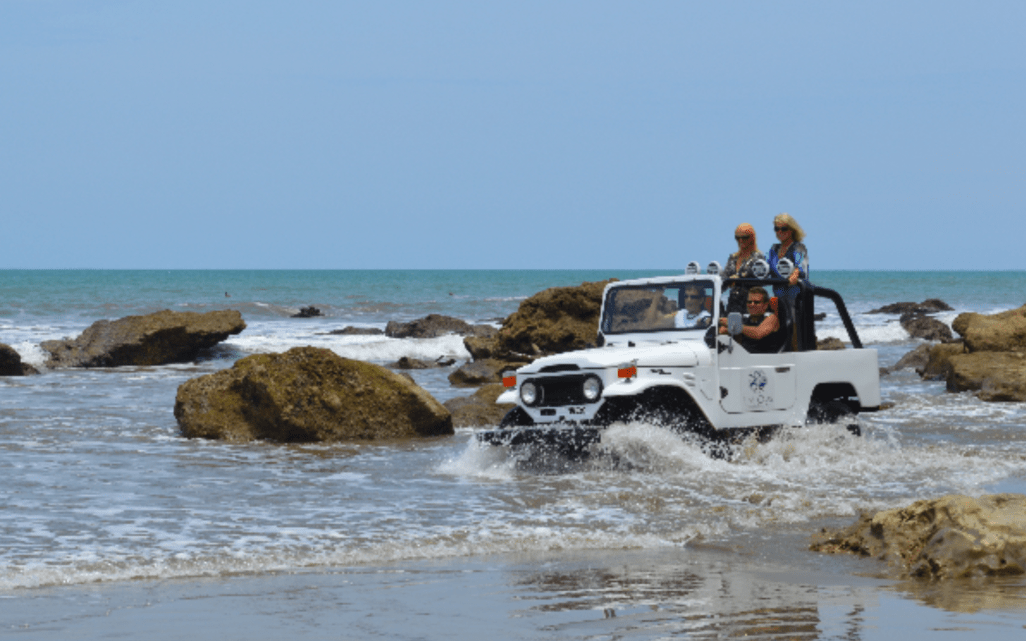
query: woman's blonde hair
774 213 806 243
734 223 759 253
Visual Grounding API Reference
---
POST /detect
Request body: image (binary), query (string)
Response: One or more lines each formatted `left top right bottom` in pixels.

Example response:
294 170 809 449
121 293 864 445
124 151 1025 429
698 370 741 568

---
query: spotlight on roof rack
706 261 721 276
751 258 770 279
685 261 701 275
776 257 794 279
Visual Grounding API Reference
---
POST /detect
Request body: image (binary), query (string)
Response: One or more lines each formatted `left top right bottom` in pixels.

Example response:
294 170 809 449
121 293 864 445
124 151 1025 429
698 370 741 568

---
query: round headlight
521 381 539 406
582 376 602 402
751 258 770 279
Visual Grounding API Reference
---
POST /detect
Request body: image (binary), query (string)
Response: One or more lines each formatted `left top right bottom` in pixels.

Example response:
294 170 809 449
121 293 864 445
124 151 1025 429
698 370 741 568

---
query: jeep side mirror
727 312 743 336
726 312 743 354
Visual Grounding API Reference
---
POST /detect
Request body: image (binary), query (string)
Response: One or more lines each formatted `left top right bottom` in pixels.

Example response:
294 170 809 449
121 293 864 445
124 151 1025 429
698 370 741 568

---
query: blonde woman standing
768 213 809 298
722 223 766 313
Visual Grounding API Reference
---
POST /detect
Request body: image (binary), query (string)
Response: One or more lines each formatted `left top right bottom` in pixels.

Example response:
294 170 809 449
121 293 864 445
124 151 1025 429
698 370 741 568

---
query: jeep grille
526 375 597 407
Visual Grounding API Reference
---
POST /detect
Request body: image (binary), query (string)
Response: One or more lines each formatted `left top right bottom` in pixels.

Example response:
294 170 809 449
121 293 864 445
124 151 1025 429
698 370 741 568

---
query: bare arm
742 314 779 340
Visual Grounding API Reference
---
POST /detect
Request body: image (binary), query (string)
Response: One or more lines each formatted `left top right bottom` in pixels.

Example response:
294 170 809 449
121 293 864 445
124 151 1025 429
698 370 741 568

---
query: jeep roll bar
726 278 864 351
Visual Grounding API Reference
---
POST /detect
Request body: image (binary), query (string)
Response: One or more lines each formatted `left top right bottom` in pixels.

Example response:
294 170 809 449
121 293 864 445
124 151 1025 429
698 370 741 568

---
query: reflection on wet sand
516 555 844 639
890 575 1026 613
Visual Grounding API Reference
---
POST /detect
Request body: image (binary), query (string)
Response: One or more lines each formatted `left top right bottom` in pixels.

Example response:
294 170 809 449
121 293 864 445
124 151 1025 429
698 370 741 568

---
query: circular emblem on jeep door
748 370 767 391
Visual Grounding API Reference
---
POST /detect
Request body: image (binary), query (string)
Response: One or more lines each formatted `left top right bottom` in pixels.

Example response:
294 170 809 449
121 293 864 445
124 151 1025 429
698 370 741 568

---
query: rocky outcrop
495 279 613 357
41 310 246 368
947 352 1026 402
868 299 953 315
443 383 515 428
900 312 953 342
811 494 1026 579
922 305 1026 401
175 346 453 443
450 280 613 388
951 304 1026 353
0 343 37 376
385 314 497 339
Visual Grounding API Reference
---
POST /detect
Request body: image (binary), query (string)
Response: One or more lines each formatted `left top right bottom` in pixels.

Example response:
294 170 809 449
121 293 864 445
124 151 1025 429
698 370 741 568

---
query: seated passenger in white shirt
674 284 712 329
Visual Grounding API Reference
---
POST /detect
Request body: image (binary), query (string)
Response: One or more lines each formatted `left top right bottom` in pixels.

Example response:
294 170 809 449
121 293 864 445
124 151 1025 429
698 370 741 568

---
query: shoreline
6 534 1026 640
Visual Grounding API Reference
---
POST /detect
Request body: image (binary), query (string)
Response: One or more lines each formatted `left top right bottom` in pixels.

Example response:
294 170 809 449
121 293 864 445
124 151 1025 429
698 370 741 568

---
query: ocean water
2 269 1026 639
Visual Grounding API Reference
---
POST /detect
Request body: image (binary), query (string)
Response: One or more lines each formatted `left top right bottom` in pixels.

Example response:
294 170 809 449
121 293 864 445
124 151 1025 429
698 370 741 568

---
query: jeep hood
519 341 703 372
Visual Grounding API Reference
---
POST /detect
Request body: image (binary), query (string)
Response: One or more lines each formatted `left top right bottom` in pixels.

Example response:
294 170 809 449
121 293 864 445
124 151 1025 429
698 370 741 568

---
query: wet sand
6 530 1026 640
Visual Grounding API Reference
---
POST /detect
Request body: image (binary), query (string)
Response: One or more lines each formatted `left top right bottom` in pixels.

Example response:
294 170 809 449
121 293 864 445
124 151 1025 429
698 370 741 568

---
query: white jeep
478 261 881 455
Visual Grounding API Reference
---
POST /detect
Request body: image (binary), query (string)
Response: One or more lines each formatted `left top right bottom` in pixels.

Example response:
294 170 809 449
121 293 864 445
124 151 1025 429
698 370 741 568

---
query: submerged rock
323 326 384 336
868 299 953 315
0 343 37 376
811 494 1026 579
885 343 932 375
385 314 496 339
443 383 515 428
174 346 453 443
900 313 953 342
292 306 323 318
388 356 455 370
448 358 511 387
41 310 246 368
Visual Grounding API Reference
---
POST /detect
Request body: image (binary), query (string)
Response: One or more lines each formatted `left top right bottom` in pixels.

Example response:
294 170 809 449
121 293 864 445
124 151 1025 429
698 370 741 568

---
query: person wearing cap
722 223 766 314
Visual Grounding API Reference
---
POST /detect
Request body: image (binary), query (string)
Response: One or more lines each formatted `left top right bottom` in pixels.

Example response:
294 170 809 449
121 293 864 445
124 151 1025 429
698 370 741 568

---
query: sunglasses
735 235 751 241
683 294 704 300
774 226 790 232
747 299 767 305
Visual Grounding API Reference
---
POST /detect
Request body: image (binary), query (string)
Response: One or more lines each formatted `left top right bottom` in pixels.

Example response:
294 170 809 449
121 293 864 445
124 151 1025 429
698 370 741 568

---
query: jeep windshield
600 279 716 335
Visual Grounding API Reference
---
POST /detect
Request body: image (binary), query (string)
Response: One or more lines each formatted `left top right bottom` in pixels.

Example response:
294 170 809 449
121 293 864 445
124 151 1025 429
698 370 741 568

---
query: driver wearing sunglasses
674 284 712 329
718 286 781 353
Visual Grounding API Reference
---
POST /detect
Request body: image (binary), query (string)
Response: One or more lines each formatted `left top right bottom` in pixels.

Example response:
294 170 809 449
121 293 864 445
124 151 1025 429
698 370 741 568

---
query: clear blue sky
2 1 1023 269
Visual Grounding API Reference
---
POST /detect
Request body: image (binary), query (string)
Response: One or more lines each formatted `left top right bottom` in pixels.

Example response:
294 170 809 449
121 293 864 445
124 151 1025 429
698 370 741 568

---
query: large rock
952 304 1026 353
443 383 515 428
496 280 614 356
41 310 246 368
811 494 1026 579
947 352 1026 401
175 346 453 443
0 343 37 376
386 314 497 339
919 305 1026 402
